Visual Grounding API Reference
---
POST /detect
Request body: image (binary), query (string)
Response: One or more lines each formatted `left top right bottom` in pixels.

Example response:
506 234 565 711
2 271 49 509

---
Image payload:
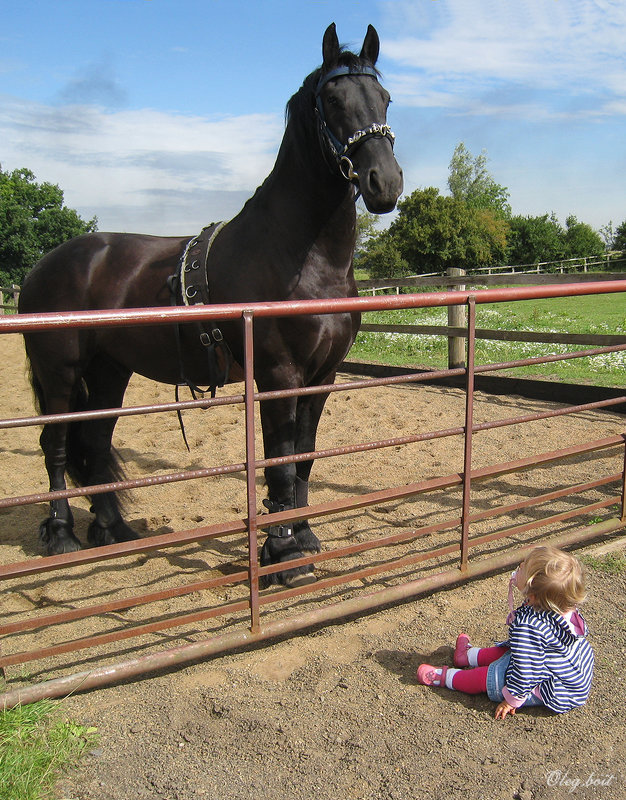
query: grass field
350 291 626 388
0 700 98 800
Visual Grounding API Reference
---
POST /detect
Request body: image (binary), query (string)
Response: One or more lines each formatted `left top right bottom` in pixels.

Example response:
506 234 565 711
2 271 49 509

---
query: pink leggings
452 646 508 694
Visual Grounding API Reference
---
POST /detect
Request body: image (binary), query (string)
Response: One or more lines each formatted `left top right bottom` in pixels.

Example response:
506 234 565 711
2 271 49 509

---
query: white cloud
381 0 626 116
0 96 283 234
385 74 465 109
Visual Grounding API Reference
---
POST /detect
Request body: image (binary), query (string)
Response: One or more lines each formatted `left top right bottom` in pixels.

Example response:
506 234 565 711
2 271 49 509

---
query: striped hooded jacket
504 603 594 713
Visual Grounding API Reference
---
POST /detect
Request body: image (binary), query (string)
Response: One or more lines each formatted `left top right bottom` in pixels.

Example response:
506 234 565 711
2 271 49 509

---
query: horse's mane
250 49 381 191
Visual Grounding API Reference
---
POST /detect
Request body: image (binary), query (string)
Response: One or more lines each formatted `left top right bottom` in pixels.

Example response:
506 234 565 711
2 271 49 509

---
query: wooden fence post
447 267 466 369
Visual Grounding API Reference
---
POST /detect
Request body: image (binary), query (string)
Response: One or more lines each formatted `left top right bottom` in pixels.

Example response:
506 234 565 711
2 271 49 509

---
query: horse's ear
322 22 340 68
360 24 380 65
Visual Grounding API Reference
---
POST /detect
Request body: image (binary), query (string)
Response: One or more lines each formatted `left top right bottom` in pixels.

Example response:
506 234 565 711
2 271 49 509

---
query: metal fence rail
0 280 625 708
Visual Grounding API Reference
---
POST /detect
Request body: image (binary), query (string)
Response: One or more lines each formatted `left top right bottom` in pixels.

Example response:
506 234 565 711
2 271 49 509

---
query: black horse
18 23 403 586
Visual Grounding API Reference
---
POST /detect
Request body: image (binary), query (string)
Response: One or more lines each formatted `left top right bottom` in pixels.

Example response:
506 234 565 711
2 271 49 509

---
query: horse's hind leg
30 357 83 555
78 356 139 547
39 418 82 555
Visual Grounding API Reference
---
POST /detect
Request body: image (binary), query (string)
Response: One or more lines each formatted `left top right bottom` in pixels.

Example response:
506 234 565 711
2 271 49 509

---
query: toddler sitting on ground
417 545 594 719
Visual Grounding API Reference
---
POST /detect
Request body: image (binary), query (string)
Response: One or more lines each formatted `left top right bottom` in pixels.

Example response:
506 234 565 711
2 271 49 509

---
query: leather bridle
315 64 396 183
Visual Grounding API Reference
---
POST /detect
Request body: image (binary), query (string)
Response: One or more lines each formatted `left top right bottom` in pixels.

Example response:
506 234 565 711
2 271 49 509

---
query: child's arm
505 615 549 699
495 610 550 718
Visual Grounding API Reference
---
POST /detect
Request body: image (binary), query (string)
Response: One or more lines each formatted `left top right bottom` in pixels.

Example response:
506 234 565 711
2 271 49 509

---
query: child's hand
495 700 516 719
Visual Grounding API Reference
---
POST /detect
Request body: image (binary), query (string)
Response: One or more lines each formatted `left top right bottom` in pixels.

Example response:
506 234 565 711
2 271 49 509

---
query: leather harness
167 222 233 448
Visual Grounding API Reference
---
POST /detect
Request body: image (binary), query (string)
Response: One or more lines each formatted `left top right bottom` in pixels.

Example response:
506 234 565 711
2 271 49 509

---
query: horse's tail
26 358 46 418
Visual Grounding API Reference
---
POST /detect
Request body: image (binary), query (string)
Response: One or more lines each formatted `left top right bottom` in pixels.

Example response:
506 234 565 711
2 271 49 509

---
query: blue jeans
486 650 544 706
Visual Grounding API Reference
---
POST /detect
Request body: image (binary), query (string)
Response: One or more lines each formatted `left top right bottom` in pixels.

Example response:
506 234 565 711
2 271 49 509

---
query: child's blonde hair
521 545 587 613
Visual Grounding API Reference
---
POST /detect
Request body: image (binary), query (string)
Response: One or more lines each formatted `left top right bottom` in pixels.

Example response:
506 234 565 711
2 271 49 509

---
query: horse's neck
249 134 357 267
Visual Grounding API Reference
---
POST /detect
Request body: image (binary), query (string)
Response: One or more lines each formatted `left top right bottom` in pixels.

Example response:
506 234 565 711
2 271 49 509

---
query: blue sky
1 0 624 237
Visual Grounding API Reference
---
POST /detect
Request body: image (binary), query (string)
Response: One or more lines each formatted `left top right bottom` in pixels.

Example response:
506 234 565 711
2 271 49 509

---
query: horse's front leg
258 394 316 588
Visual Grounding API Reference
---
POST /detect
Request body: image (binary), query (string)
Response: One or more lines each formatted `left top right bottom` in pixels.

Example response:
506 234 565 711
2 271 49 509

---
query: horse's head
315 23 403 214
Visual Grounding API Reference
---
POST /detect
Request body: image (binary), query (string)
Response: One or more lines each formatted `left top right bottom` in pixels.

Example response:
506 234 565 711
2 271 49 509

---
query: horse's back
19 232 187 314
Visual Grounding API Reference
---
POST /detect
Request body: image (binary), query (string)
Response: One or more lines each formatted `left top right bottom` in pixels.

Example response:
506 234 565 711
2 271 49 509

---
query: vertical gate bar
460 296 477 571
243 311 261 633
621 437 626 522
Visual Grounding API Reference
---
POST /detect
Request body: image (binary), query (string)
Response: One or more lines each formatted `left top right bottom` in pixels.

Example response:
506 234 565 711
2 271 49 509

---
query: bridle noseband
315 64 396 183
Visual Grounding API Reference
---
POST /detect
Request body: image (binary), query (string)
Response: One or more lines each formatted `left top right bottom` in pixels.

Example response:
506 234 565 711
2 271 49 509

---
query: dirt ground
0 332 625 800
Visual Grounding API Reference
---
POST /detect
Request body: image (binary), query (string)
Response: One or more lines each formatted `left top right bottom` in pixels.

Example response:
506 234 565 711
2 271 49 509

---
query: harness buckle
199 329 224 347
268 523 294 539
262 498 295 538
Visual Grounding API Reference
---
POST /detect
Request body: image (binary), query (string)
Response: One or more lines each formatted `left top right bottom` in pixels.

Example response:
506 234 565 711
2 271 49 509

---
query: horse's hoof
284 570 317 588
266 559 317 590
39 518 82 556
294 525 321 556
87 519 140 547
260 565 316 590
259 535 316 589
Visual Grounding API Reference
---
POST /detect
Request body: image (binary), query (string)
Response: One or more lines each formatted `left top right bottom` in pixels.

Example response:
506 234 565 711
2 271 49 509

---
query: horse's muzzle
359 157 403 214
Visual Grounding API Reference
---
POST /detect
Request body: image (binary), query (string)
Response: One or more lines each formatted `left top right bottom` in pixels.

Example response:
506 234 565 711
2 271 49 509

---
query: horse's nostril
369 169 382 195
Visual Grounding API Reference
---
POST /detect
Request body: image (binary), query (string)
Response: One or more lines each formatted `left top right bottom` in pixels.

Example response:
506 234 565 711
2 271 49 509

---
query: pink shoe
454 633 471 667
417 664 448 687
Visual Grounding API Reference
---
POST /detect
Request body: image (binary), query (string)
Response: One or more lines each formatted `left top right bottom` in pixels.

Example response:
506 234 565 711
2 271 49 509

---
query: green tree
563 216 604 258
374 186 508 275
507 213 605 266
599 221 615 250
612 220 626 251
506 213 566 265
0 166 97 286
448 142 511 218
354 232 409 279
355 209 379 256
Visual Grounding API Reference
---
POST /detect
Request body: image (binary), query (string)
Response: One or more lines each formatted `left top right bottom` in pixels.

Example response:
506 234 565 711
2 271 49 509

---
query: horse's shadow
0 502 207 572
0 503 77 555
116 447 210 474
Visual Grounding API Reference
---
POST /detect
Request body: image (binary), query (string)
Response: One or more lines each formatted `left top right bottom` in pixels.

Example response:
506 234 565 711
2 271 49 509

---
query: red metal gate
1 281 625 708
